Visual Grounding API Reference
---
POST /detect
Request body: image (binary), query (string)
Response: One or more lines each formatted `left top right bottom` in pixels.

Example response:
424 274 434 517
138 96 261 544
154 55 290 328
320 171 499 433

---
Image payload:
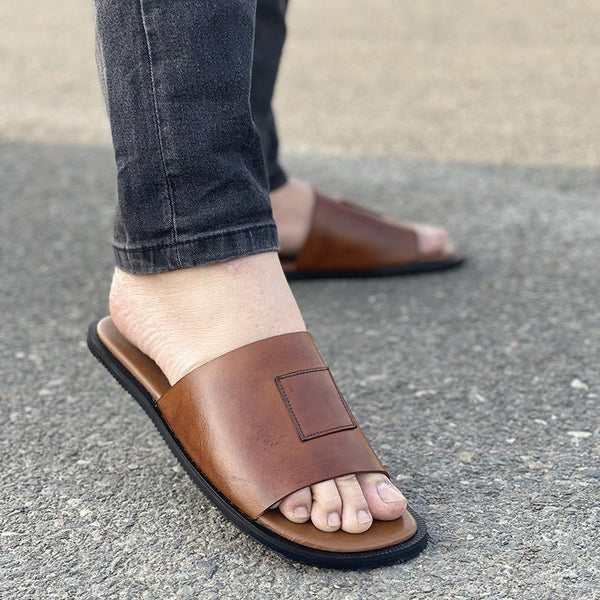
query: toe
357 473 407 521
277 487 312 523
309 479 343 532
335 474 373 534
276 474 406 531
415 224 454 257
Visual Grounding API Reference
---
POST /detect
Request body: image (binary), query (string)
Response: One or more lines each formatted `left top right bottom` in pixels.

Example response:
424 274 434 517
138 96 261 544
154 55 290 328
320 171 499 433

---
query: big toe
357 473 408 521
415 224 455 258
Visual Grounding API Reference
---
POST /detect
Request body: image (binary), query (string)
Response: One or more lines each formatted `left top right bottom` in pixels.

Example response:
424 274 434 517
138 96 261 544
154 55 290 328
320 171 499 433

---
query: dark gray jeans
94 0 289 274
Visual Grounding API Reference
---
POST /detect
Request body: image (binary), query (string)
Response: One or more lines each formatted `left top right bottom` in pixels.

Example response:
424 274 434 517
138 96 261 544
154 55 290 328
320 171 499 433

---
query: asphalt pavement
1 1 599 599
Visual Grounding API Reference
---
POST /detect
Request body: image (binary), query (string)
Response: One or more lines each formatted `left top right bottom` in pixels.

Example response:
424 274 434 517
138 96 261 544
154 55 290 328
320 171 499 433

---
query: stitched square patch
275 367 357 441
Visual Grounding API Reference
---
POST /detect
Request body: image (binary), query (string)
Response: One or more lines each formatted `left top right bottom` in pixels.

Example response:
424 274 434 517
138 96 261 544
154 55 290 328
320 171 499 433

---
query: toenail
357 510 371 524
327 512 341 527
293 506 309 519
377 481 406 503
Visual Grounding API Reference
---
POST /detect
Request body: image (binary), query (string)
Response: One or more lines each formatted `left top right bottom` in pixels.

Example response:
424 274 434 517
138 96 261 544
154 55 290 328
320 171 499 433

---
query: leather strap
157 332 386 519
294 191 421 272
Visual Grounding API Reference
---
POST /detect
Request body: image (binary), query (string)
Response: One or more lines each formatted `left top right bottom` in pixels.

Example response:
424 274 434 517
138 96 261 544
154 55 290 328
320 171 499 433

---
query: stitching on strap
275 367 356 441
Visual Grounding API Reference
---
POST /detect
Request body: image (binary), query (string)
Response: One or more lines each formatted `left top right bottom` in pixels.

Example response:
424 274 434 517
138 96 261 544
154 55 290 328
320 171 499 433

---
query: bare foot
109 252 407 533
270 178 316 256
270 178 454 257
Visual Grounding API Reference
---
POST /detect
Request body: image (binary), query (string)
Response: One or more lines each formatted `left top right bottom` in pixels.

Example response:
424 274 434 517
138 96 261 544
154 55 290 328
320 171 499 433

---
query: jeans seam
112 222 277 253
138 0 182 268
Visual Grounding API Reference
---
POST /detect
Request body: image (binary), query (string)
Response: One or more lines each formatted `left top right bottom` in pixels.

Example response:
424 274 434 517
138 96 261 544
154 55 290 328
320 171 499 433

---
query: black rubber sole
284 257 465 281
87 321 428 569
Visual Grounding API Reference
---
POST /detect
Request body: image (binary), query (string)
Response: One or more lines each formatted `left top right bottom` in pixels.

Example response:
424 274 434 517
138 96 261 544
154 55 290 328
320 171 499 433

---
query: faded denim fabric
94 0 280 273
251 0 289 191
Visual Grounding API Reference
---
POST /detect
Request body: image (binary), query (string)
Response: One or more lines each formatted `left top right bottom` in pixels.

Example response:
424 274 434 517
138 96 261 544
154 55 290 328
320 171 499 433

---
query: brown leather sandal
87 317 427 568
280 191 463 279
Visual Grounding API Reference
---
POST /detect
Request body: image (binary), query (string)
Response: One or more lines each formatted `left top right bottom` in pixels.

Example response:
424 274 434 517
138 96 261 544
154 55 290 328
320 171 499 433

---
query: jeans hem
113 222 279 274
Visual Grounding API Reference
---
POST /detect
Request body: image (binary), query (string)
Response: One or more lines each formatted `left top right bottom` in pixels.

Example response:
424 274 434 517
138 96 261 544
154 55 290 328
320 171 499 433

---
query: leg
95 0 277 272
93 0 406 534
251 0 289 192
251 0 315 254
251 0 458 267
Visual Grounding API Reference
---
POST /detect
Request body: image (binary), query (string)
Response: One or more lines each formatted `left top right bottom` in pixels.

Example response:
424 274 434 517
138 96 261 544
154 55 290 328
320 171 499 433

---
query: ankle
108 254 306 384
270 179 315 256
